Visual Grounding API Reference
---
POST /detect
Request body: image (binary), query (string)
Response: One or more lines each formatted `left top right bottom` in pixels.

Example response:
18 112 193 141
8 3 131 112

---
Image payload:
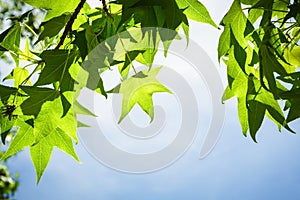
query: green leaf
218 26 231 61
114 67 171 123
73 30 88 60
175 0 218 28
120 50 145 73
34 97 77 143
238 96 249 135
77 121 90 128
117 0 141 7
85 26 99 53
0 27 13 51
280 88 300 99
287 99 300 122
6 67 31 87
30 137 52 184
81 48 108 97
222 48 251 135
284 46 300 67
231 30 247 73
259 44 288 96
36 14 70 43
35 50 77 92
30 127 79 183
0 23 21 66
0 85 18 103
23 0 81 21
224 48 248 91
20 86 59 117
181 16 190 45
252 0 274 9
1 119 34 160
222 86 235 102
0 23 21 52
241 0 259 5
135 48 158 68
249 82 294 133
247 100 266 142
119 0 184 30
221 0 247 47
74 101 97 117
282 3 300 25
0 117 16 144
19 36 37 62
136 7 159 27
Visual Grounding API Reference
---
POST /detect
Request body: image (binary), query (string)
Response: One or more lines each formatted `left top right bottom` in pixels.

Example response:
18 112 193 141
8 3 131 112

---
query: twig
55 0 86 49
101 0 110 16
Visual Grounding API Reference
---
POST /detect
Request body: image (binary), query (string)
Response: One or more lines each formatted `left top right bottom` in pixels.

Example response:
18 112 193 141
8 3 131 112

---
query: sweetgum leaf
247 100 266 142
0 23 21 52
20 86 59 117
35 50 77 92
175 0 218 28
287 99 300 122
1 119 34 160
0 85 18 103
34 97 77 143
30 127 79 183
23 0 80 21
114 67 171 123
36 14 70 43
221 0 247 47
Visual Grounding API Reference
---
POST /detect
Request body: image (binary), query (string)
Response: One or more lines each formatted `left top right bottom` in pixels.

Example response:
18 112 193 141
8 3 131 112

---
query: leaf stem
55 0 86 49
23 23 38 38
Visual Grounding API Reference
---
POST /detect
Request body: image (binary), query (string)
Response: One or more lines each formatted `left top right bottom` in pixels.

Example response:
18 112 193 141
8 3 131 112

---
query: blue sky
3 0 300 199
8 106 300 200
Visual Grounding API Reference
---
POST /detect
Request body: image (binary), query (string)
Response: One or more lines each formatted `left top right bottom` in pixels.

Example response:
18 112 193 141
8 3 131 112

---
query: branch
55 0 86 49
101 0 110 16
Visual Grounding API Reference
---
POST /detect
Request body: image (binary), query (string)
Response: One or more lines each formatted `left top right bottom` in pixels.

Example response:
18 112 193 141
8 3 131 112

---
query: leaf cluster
0 0 216 182
220 0 300 141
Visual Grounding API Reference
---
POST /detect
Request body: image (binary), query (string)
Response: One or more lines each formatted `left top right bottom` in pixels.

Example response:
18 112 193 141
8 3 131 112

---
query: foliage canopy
0 0 299 183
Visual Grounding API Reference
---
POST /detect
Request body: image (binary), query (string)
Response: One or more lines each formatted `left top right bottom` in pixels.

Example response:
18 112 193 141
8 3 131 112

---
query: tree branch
101 0 110 16
55 0 86 49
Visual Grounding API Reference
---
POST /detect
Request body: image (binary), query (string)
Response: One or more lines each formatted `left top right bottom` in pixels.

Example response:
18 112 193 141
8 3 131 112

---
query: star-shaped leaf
0 85 18 103
35 50 77 93
23 0 80 21
175 0 218 28
1 116 79 184
20 86 59 117
34 96 77 143
114 67 171 123
3 67 32 87
1 119 35 160
30 127 80 183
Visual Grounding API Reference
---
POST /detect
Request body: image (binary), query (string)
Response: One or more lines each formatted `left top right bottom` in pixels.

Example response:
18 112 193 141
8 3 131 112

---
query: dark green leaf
20 86 59 117
73 30 88 60
0 85 18 103
35 50 77 92
36 14 70 44
247 100 266 142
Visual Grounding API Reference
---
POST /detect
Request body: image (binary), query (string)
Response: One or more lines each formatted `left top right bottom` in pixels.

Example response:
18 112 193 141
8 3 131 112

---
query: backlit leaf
175 0 218 27
114 67 171 123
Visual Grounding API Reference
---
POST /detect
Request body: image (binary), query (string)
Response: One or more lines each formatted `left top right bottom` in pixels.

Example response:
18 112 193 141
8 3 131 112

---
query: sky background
3 0 300 199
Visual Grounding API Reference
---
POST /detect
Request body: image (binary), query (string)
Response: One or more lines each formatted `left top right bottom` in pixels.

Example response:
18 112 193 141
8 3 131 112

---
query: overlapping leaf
220 0 299 141
175 0 218 27
23 0 80 21
35 50 77 92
